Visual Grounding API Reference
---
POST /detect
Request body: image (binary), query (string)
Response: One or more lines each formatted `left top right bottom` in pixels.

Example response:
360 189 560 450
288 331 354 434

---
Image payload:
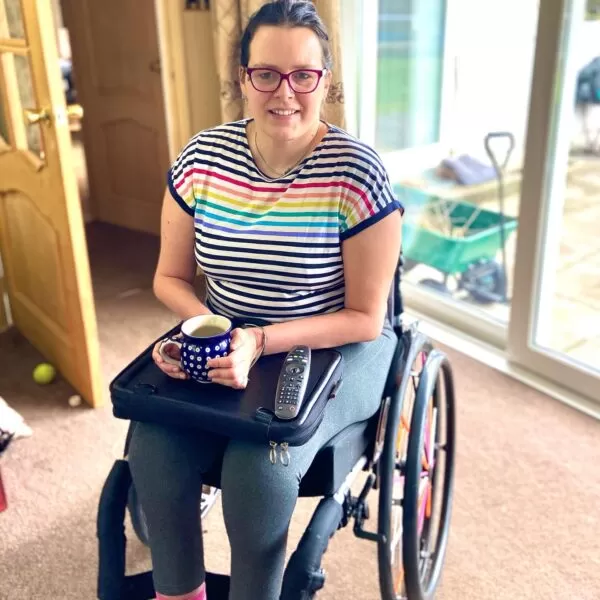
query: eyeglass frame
245 67 328 94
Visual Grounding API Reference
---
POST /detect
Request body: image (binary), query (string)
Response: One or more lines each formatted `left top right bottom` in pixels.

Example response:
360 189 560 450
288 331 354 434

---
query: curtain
210 0 346 127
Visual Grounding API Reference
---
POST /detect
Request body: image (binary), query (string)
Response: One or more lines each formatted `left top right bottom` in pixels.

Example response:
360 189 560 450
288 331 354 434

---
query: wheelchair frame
97 263 457 600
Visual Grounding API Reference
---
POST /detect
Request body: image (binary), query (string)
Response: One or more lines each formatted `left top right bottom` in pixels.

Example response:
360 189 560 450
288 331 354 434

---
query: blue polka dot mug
158 315 232 383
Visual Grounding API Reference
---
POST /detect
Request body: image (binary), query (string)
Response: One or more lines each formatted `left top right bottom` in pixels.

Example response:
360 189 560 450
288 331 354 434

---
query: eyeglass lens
250 69 320 93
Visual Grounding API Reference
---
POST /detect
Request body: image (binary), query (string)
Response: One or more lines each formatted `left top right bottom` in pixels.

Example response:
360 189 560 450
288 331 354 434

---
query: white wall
445 0 540 164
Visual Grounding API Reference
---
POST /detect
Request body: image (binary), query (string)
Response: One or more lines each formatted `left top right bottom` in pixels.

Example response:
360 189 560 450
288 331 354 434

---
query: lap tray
110 325 343 447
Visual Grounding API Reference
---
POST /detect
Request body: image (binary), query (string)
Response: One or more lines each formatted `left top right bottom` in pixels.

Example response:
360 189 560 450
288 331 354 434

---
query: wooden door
60 0 170 235
0 0 103 406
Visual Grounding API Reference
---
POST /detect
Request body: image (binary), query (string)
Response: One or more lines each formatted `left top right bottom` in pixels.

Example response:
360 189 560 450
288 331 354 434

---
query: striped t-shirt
167 119 402 322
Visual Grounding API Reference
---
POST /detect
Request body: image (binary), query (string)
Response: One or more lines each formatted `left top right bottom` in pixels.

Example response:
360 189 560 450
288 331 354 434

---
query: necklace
253 124 321 178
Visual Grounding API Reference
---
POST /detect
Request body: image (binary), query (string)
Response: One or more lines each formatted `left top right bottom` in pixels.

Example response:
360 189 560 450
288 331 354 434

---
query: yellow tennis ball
33 363 56 385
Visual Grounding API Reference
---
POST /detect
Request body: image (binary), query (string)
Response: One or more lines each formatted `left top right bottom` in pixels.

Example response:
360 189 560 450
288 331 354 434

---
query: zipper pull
269 441 278 465
280 442 290 467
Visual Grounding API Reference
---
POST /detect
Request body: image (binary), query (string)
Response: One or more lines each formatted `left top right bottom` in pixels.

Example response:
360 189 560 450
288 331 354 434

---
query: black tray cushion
111 334 342 446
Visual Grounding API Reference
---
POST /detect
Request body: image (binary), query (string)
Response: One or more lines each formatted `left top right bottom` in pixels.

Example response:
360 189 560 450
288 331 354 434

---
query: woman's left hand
206 327 260 389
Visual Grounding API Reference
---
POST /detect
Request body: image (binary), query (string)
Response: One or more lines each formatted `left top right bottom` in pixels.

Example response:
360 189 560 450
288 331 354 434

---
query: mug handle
157 334 183 367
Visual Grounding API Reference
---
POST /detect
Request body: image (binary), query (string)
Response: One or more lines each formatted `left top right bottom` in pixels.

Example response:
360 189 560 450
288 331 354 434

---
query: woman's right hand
151 339 189 380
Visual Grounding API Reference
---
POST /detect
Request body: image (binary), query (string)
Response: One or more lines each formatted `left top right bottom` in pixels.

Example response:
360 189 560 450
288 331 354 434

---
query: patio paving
399 156 600 374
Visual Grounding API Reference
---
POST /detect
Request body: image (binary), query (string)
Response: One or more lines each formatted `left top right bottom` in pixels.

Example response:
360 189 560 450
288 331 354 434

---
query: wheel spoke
416 396 438 553
392 522 406 598
393 560 406 597
419 549 435 579
424 400 432 461
417 477 430 536
426 480 432 519
428 408 438 468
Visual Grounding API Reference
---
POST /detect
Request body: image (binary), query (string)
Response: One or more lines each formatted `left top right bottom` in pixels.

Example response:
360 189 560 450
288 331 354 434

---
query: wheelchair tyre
377 329 456 600
403 351 455 599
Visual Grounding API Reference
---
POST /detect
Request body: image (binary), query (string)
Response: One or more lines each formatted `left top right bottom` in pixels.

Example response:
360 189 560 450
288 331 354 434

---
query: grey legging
128 322 397 599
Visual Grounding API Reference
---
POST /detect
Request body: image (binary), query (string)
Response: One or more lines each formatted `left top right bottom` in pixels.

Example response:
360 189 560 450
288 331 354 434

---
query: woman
128 1 403 599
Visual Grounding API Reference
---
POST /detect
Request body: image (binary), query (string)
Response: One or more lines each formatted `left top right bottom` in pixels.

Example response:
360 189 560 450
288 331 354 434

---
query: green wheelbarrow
396 188 518 304
396 132 518 305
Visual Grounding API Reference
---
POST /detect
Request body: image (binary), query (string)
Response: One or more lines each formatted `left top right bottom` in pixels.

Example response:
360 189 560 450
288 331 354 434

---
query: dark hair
240 0 332 70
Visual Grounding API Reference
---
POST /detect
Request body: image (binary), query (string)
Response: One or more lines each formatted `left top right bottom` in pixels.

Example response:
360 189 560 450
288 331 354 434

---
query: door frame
507 0 599 412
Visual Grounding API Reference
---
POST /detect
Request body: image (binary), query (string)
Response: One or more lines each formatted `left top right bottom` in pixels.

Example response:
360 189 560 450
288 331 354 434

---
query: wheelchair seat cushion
201 417 376 497
300 417 377 496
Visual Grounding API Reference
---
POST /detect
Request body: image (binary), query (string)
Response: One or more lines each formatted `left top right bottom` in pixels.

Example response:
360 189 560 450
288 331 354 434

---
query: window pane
1 52 44 158
393 0 539 327
375 0 446 151
15 54 43 157
0 0 25 40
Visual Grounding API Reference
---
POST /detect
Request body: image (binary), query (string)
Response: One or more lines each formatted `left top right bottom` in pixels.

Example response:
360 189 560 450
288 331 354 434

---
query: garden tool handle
484 131 515 173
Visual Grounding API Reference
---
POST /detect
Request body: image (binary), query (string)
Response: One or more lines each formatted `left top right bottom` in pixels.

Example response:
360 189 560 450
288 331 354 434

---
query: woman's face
240 25 331 142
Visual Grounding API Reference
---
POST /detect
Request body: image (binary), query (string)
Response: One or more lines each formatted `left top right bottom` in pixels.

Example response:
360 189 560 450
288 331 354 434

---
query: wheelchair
96 260 457 600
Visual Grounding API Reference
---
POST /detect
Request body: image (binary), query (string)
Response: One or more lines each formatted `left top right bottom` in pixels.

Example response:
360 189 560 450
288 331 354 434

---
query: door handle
24 105 84 127
23 107 51 125
67 104 84 122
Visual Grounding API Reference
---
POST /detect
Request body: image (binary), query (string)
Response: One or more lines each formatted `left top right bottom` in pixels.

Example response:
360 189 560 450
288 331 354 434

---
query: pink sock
156 581 206 600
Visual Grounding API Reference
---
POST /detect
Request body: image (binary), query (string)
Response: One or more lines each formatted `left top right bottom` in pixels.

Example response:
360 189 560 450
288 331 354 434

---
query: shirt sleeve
166 138 198 216
339 150 404 241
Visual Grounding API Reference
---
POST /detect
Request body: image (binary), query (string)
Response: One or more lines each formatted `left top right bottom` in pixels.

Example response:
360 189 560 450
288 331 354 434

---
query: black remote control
274 346 311 420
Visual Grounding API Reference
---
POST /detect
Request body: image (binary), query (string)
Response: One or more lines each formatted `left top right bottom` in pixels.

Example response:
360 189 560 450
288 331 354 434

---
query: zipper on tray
269 441 291 467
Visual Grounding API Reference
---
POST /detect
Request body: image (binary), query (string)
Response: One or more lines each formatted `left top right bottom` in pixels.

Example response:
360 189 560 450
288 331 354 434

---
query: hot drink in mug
158 315 232 383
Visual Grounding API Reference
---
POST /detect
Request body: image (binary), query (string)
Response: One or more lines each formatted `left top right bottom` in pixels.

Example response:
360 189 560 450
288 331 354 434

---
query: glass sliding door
338 0 599 411
509 0 600 410
372 0 541 348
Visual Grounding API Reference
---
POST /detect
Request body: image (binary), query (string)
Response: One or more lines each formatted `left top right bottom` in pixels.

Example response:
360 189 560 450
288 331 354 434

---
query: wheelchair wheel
377 328 456 600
